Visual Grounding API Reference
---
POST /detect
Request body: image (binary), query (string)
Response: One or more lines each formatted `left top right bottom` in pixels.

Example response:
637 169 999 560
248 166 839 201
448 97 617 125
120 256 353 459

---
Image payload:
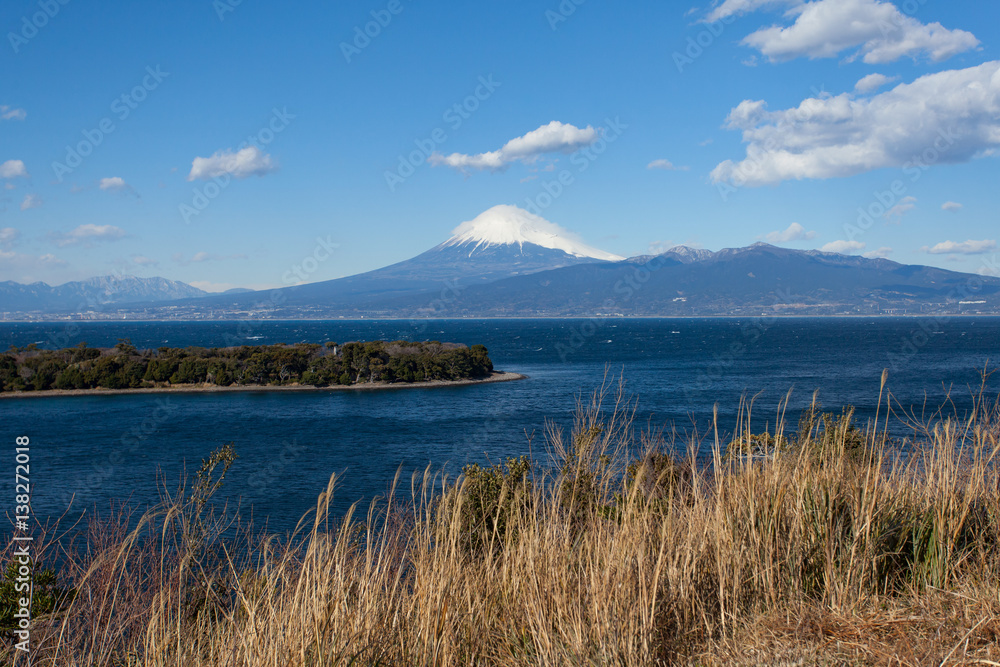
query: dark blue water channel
2 318 997 532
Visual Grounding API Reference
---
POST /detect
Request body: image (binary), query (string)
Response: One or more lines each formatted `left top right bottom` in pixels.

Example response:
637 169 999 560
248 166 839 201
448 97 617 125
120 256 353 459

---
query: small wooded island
0 340 514 395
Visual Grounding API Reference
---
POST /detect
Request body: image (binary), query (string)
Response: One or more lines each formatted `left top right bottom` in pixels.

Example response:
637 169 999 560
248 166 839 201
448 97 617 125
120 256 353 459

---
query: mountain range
0 275 208 314
3 205 999 318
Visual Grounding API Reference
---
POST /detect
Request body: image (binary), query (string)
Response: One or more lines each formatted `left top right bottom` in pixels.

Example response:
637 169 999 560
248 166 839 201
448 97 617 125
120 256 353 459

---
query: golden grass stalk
4 374 999 665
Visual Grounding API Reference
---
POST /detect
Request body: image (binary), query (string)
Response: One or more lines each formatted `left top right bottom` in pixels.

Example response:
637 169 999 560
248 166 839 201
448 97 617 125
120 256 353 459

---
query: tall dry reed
4 374 999 665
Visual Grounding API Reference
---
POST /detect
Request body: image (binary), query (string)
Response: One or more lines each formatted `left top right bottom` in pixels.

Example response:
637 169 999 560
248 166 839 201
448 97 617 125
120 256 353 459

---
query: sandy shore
0 371 527 399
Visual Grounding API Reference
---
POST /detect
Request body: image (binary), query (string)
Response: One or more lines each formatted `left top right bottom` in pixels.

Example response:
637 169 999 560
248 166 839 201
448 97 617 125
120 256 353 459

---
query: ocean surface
2 317 998 532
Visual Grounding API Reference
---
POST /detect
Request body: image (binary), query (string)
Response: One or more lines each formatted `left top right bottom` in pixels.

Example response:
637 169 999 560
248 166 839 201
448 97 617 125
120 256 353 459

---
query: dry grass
4 373 1000 666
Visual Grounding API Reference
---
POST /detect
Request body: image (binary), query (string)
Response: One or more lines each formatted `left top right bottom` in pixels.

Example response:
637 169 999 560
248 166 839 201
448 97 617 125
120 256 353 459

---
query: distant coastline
4 313 1000 324
0 371 526 399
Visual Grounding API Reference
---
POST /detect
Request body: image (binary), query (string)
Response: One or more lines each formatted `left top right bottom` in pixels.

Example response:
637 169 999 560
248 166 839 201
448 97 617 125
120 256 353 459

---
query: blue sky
1 0 998 291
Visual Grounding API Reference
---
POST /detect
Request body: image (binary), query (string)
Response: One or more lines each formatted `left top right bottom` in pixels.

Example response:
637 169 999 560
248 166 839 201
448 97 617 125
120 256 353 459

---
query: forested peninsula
0 340 503 394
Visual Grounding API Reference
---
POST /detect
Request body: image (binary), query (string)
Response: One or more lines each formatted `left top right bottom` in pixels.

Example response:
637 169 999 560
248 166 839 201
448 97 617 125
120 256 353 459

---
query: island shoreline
0 371 526 399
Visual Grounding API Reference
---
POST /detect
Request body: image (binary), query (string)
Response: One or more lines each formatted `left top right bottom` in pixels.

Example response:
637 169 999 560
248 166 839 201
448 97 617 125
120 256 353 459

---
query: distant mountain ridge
0 275 207 313
400 241 999 317
2 207 999 318
185 205 623 312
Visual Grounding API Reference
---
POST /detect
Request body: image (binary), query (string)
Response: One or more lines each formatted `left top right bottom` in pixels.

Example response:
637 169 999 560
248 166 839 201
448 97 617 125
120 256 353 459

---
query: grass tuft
4 374 1000 665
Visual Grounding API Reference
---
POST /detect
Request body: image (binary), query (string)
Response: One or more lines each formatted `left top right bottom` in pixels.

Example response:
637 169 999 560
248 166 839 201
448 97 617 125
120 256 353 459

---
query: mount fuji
7 205 999 318
0 275 207 314
443 205 621 262
187 205 624 312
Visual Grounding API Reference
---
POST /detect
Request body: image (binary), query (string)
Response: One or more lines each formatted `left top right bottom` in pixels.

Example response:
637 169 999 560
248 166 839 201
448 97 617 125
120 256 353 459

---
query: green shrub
796 405 871 463
441 456 533 554
0 559 67 633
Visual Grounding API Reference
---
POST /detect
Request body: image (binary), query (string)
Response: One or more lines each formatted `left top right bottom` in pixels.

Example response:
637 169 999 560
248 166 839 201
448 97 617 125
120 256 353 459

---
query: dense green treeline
0 340 493 392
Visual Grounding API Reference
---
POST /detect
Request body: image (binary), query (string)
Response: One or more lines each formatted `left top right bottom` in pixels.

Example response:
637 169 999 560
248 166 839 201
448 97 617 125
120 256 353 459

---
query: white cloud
50 224 126 247
742 0 979 64
187 280 254 293
820 240 865 254
765 222 816 243
647 240 675 255
501 122 597 160
862 246 893 259
711 61 1000 187
0 227 19 248
187 146 277 181
647 158 689 171
854 73 898 93
705 0 798 22
19 193 41 211
99 176 136 195
0 250 67 279
429 121 598 173
0 159 28 179
0 105 26 121
923 239 997 255
132 255 159 267
430 150 505 171
172 251 248 265
941 201 962 212
884 195 916 222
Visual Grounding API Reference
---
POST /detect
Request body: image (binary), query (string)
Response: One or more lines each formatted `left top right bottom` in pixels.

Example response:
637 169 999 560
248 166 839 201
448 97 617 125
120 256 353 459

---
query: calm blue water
2 318 998 532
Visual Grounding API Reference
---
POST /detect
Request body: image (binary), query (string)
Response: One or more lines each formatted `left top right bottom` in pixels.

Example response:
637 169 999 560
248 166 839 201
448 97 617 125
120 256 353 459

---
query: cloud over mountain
765 222 816 243
50 224 126 247
430 121 598 173
188 146 277 180
923 239 997 255
820 240 866 254
711 61 1000 186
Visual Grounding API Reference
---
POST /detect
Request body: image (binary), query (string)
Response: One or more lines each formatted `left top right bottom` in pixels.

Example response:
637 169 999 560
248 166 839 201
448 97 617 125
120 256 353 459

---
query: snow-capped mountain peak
444 205 623 261
662 245 716 263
